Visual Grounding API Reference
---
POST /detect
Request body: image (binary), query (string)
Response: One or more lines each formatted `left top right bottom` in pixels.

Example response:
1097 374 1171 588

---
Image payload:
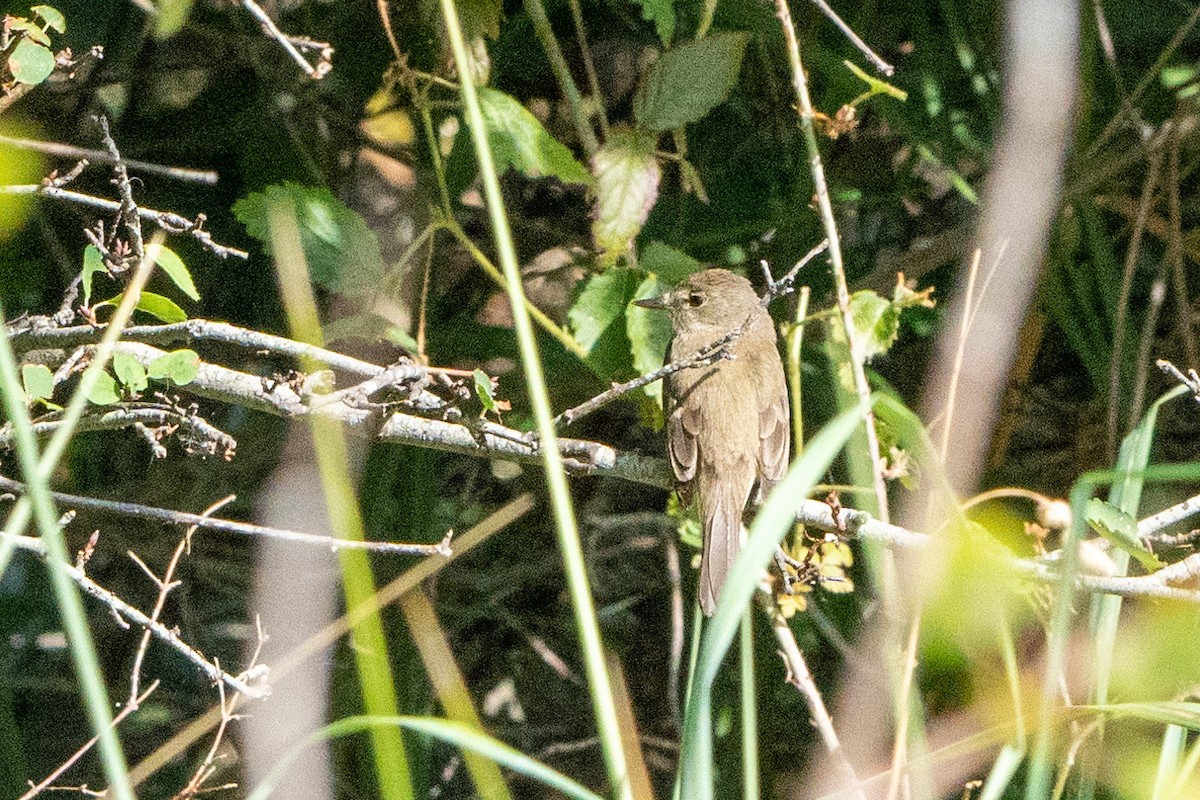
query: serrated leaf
633 32 749 131
640 241 700 285
112 351 148 394
154 245 200 301
476 88 592 186
147 349 200 385
88 372 121 406
81 244 106 306
233 182 386 296
31 5 66 32
627 274 673 420
630 0 675 46
849 289 900 360
474 369 498 415
1086 497 1164 570
8 39 55 85
591 130 660 266
21 364 54 401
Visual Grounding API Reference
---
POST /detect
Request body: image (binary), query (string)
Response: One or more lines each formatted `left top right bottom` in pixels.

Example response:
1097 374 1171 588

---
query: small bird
636 269 790 615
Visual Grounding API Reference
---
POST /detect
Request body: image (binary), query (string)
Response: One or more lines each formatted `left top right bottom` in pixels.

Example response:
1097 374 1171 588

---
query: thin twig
18 682 160 800
0 185 249 259
0 134 219 184
805 0 893 75
240 0 332 79
97 116 145 264
768 603 868 800
550 330 738 430
774 0 890 525
0 476 452 556
128 495 235 703
2 532 268 697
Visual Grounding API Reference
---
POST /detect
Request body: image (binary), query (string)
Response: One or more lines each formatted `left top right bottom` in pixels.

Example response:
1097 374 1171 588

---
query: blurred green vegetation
2 0 1200 798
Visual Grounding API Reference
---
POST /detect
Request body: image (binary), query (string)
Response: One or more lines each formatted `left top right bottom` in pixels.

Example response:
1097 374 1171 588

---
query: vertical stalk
266 201 413 800
439 1 632 798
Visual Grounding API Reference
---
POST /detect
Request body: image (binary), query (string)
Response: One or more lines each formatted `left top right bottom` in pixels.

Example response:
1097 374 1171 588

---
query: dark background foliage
2 0 1200 798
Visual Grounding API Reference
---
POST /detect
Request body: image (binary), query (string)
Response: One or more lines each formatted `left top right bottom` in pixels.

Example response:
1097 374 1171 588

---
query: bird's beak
633 295 667 310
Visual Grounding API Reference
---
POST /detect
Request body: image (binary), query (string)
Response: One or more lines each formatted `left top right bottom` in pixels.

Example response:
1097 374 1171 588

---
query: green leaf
233 182 387 296
633 32 749 131
81 245 106 307
30 5 66 33
21 364 54 401
154 0 194 38
112 351 148 394
568 270 632 355
97 290 191 324
591 129 660 266
474 369 499 415
8 38 55 85
87 371 121 406
154 246 200 301
640 241 700 285
849 289 900 360
147 349 200 385
476 88 592 186
631 0 675 46
627 274 673 417
8 19 51 46
136 292 188 323
1085 498 1164 571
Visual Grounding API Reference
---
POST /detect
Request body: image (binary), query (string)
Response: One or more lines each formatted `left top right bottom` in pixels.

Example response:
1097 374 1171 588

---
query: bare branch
0 185 249 260
0 476 452 556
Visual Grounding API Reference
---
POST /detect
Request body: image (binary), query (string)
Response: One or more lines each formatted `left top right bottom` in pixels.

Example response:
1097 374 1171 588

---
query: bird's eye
688 292 705 308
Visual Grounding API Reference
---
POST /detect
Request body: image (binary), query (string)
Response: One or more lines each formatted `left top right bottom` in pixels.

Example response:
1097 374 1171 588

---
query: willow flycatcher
636 268 790 615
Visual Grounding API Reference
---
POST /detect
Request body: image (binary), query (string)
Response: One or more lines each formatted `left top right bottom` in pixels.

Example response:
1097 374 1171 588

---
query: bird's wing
667 391 700 493
756 367 790 496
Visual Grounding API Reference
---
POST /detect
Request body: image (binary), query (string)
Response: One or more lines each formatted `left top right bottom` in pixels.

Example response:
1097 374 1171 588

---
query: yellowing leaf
591 130 660 266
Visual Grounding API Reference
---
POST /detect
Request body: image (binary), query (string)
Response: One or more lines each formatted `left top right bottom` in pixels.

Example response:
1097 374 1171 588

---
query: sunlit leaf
568 270 630 354
476 88 592 186
81 244 107 306
640 241 700 285
112 351 148 394
1086 497 1164 570
631 0 675 46
154 245 200 301
627 273 672 417
30 5 66 32
155 0 194 38
87 371 121 406
8 39 55 85
21 364 54 401
591 129 660 265
633 32 749 131
233 182 386 296
849 289 899 360
474 369 499 415
147 349 200 385
8 19 51 46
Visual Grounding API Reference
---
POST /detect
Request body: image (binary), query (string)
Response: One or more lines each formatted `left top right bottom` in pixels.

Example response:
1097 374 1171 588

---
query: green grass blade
680 405 863 800
245 716 605 800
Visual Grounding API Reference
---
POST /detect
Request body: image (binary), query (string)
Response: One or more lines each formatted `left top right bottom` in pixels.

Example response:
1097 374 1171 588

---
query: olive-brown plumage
638 269 790 615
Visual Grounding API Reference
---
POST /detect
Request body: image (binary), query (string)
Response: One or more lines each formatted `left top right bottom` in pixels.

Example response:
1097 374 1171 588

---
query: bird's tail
699 480 746 616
